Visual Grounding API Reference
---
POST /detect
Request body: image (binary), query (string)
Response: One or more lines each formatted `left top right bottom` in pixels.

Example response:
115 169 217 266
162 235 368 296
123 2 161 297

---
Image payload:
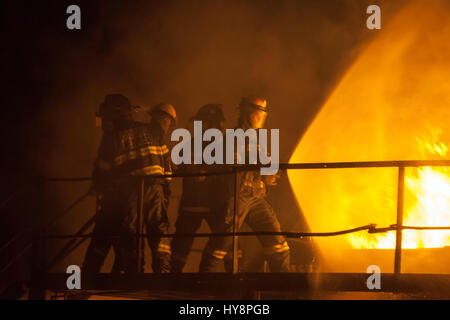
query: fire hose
40 223 450 240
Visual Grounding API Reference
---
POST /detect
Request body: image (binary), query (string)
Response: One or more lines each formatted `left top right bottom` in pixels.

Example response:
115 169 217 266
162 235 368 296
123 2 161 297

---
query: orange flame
349 134 450 249
288 1 450 271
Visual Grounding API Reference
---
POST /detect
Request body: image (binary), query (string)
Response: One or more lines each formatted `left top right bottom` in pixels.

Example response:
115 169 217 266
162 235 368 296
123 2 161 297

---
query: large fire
288 0 450 270
349 135 450 249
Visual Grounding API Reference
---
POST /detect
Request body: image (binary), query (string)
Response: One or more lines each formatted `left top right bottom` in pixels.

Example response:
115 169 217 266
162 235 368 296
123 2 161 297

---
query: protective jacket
84 120 172 276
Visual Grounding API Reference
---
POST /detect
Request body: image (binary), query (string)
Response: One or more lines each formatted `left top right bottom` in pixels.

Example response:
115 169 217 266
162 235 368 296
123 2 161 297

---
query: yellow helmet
150 103 177 123
239 95 268 113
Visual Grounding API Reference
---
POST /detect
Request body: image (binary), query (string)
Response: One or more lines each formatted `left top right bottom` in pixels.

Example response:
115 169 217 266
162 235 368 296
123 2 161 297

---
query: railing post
232 170 240 274
394 166 405 275
137 177 145 273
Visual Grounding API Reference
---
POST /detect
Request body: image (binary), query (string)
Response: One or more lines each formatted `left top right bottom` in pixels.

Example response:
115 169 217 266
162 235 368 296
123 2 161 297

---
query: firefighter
171 104 231 273
82 95 176 275
140 102 176 273
217 95 290 272
82 94 139 276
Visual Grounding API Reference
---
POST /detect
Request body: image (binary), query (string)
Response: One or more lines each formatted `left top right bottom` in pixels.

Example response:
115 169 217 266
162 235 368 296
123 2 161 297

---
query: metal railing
2 160 450 298
40 160 450 273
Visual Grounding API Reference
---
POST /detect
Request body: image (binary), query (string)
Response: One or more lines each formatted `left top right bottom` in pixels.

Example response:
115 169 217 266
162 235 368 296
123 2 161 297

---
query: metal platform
31 272 450 299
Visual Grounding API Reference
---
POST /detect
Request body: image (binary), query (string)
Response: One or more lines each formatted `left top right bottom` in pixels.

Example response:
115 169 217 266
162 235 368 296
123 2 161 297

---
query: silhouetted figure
217 96 290 272
171 104 231 272
83 95 176 277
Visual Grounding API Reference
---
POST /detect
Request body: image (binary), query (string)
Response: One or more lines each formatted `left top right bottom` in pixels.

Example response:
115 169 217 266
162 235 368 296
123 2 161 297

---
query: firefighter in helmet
212 95 290 272
82 95 176 275
83 94 140 276
171 104 232 272
142 102 176 273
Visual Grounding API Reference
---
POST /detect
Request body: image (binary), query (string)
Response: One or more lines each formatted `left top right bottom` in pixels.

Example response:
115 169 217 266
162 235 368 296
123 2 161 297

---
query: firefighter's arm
90 158 113 194
263 173 281 186
258 143 280 186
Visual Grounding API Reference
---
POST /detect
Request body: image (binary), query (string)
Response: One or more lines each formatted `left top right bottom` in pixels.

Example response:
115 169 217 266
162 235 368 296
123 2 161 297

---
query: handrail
39 160 450 275
40 160 450 182
2 160 450 296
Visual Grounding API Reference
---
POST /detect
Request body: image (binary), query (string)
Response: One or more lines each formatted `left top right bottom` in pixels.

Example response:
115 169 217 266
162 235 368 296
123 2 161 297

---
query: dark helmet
97 94 139 121
191 104 225 122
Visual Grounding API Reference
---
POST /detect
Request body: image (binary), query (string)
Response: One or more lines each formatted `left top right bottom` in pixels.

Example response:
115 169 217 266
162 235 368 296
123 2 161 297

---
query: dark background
0 0 405 280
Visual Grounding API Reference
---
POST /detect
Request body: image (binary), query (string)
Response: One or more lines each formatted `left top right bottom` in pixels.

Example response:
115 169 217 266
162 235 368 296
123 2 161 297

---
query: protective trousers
218 194 290 272
171 205 229 273
82 189 126 276
82 181 171 276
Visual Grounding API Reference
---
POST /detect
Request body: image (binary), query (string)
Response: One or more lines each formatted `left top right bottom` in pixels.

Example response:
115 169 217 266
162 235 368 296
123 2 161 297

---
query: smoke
36 0 396 175
3 0 407 271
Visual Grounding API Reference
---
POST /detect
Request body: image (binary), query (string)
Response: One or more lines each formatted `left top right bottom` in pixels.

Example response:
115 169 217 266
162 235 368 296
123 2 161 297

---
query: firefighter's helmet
191 104 225 122
150 103 177 124
239 95 268 113
97 94 139 120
